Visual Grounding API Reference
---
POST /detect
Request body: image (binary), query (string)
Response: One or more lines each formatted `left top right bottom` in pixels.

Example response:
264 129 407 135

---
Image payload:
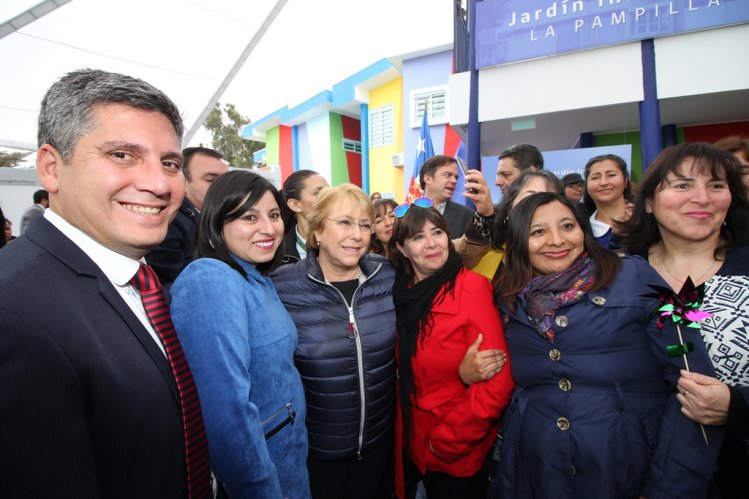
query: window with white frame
410 85 448 127
342 138 362 154
369 104 394 148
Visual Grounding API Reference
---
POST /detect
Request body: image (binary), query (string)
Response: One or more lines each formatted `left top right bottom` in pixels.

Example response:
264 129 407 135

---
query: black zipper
262 402 296 440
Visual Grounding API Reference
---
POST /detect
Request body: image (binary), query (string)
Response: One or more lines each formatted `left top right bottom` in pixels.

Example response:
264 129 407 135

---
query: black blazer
444 200 475 239
147 197 200 285
0 218 187 498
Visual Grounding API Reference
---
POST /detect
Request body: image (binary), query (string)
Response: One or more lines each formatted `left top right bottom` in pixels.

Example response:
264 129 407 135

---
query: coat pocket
262 401 296 440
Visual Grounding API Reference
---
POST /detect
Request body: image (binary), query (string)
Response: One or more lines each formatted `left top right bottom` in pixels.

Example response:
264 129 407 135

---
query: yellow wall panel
368 77 405 202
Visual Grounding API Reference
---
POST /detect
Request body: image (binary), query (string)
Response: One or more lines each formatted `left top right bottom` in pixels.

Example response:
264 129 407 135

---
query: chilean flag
445 123 475 209
407 112 435 202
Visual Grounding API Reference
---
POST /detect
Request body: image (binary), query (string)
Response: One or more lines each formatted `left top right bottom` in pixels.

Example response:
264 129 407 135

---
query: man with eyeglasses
419 155 474 238
562 173 585 203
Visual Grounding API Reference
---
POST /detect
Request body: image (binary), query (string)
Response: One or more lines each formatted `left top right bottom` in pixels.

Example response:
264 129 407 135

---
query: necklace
324 268 362 284
652 254 720 287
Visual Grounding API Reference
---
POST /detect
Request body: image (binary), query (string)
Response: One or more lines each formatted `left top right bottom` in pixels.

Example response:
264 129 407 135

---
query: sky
0 0 453 155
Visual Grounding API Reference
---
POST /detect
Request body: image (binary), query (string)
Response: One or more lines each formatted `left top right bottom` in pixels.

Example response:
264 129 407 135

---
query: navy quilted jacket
271 251 396 460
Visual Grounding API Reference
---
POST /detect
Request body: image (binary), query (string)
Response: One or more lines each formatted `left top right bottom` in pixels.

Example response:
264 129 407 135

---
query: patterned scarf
518 254 596 342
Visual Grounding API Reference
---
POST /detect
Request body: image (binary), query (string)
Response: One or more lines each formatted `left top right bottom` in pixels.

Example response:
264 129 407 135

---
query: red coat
395 269 515 496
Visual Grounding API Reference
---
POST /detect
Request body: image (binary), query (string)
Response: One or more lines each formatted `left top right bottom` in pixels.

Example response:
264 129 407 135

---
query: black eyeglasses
393 196 433 218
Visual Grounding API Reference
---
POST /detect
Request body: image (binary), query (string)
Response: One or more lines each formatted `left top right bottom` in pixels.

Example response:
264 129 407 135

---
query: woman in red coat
387 198 515 499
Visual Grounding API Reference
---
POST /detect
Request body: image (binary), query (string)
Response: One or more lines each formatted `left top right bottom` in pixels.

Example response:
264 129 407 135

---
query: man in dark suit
0 69 211 498
420 154 474 238
147 146 228 284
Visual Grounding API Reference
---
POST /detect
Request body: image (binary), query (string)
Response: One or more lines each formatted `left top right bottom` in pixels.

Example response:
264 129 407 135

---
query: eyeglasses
393 196 433 218
326 217 373 233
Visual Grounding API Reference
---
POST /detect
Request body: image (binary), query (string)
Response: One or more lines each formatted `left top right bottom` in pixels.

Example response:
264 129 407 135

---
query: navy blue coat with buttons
490 256 724 499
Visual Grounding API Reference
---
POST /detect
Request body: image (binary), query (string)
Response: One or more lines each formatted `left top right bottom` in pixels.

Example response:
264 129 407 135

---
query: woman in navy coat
489 193 723 499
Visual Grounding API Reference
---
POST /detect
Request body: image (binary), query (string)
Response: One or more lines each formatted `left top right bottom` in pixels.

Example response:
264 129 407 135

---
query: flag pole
466 0 481 172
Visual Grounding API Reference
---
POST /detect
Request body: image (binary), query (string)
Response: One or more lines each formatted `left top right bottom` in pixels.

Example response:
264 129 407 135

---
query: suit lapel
26 218 181 404
97 280 180 402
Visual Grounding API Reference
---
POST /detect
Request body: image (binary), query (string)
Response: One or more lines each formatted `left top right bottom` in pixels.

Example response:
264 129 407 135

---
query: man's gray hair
38 69 184 161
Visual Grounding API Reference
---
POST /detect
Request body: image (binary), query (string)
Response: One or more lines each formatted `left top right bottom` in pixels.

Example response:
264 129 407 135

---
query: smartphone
456 156 477 193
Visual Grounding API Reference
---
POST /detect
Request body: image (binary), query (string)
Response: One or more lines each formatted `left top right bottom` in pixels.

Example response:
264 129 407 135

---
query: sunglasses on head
393 196 433 218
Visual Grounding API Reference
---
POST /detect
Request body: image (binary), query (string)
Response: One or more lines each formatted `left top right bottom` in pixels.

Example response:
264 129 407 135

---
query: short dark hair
493 170 562 247
387 205 457 282
419 155 457 190
33 189 49 204
181 147 223 182
497 192 621 309
582 153 633 213
620 142 749 259
38 69 183 161
195 170 284 276
498 144 544 170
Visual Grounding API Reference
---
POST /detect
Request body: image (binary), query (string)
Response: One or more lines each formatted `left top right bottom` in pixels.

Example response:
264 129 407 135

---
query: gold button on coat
559 379 572 391
503 315 509 325
557 417 570 431
555 315 569 328
592 296 607 306
549 349 561 361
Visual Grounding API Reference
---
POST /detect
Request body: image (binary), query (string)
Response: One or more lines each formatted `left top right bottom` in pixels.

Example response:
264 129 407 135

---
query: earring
209 239 215 249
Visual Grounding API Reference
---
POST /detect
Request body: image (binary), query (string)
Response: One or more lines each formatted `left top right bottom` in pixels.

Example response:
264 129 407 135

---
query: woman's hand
463 170 495 217
611 202 634 234
676 370 730 425
459 333 507 385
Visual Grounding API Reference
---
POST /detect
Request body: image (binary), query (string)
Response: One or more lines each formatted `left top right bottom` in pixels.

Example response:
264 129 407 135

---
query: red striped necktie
131 263 212 498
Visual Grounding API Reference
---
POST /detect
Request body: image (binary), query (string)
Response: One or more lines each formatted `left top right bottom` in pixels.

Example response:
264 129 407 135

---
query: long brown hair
496 192 621 310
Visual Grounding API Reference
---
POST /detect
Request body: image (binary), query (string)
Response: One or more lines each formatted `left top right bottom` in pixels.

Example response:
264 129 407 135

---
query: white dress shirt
44 209 166 356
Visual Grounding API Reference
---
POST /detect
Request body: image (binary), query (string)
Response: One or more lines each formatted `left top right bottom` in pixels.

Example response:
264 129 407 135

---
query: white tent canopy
0 0 452 152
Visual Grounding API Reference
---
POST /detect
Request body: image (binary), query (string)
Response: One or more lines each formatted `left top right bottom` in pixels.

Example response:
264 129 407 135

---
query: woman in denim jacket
171 171 310 499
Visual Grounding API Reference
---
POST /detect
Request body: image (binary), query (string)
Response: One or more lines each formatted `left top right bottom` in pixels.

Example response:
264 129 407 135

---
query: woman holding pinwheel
622 142 749 498
488 192 723 499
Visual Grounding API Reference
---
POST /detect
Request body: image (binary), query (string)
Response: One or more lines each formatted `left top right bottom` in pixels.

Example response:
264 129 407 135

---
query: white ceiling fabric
0 0 452 150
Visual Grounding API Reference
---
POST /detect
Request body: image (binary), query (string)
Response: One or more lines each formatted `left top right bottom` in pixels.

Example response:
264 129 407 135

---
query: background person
371 198 398 257
170 170 310 499
621 142 749 498
4 218 16 243
495 144 544 196
280 169 328 265
582 153 634 249
388 202 514 499
489 192 723 499
147 146 228 284
419 155 474 238
19 188 49 233
0 205 5 249
714 135 749 193
561 172 585 203
0 68 210 498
